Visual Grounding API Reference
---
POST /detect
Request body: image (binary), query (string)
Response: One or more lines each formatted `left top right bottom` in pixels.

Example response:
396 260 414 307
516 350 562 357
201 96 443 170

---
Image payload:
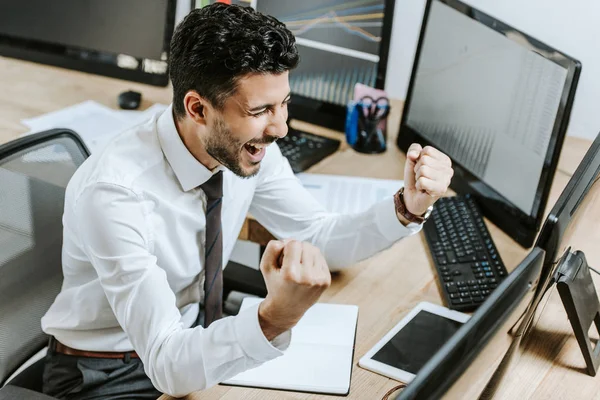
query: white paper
222 298 359 395
229 240 261 270
21 100 167 153
296 173 403 214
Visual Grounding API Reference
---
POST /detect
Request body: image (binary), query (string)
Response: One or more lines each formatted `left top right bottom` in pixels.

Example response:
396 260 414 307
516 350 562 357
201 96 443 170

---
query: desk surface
1 57 598 400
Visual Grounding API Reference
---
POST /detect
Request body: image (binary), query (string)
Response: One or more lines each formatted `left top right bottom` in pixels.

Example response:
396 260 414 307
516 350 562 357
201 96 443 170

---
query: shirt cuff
375 196 423 241
233 302 291 362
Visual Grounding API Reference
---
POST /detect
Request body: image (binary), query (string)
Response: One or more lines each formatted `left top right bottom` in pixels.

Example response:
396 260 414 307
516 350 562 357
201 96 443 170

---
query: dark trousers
42 338 161 400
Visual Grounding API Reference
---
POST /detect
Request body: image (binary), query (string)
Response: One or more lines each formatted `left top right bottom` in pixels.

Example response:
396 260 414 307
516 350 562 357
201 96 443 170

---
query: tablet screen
371 310 464 374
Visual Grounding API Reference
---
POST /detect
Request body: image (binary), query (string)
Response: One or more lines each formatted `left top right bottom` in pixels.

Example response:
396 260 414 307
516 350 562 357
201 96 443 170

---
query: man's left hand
402 143 454 216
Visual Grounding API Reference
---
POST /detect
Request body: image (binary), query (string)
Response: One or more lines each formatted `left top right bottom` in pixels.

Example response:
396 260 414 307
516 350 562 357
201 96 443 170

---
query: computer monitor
498 131 600 361
394 247 545 400
397 0 581 247
254 0 396 132
533 131 600 300
0 0 176 86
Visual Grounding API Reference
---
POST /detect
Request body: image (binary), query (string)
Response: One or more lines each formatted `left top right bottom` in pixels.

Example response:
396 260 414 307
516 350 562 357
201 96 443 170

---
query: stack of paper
223 297 359 395
21 100 168 153
296 173 403 214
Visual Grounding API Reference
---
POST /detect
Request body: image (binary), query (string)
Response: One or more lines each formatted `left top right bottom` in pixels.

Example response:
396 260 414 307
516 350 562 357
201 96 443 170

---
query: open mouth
243 142 268 162
244 143 264 155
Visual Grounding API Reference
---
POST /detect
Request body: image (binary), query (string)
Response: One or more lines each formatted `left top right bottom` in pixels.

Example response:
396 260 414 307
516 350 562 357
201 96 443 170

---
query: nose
265 106 288 139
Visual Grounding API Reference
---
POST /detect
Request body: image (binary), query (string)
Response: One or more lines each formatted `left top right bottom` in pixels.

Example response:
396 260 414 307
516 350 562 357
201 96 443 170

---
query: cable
589 265 600 276
382 383 407 400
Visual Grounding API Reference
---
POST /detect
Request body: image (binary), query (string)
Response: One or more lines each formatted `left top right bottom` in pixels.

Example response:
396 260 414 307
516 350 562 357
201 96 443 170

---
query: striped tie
201 171 224 327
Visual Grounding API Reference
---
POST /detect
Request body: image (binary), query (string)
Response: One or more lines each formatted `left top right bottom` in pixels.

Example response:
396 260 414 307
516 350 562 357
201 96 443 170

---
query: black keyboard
423 195 508 312
277 128 341 173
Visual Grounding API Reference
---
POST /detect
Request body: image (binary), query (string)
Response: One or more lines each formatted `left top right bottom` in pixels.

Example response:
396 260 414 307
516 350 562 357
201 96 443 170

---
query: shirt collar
157 104 223 192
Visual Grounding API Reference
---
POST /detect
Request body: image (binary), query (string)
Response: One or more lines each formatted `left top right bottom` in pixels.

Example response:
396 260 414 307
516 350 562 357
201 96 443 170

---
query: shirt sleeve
249 146 422 271
75 182 290 397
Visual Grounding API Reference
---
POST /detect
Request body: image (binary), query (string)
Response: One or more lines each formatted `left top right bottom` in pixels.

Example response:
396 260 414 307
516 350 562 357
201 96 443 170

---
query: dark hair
169 3 299 119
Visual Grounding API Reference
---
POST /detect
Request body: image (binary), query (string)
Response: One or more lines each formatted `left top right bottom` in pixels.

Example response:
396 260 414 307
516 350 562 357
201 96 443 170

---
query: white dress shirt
41 105 421 396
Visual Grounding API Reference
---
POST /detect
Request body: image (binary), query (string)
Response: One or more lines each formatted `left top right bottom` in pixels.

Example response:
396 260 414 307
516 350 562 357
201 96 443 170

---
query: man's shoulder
70 123 166 196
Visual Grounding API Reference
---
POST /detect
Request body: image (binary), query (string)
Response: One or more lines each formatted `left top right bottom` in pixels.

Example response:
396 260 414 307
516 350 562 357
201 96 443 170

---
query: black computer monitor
395 247 545 400
397 0 581 247
0 0 176 86
533 132 600 299
254 0 396 132
500 131 600 359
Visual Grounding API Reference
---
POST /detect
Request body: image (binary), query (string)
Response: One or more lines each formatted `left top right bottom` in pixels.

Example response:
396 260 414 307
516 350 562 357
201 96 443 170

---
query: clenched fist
258 240 331 340
402 143 453 216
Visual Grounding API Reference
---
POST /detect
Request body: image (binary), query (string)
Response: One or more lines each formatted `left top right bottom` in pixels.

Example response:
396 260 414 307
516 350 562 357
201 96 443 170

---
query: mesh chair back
0 129 89 385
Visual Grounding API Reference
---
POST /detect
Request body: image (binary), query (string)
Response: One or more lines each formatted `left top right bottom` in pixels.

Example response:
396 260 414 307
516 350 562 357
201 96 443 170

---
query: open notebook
222 298 359 395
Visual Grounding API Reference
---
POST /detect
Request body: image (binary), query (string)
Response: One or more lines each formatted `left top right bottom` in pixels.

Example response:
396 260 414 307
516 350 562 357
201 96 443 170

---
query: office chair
0 129 89 399
0 128 266 399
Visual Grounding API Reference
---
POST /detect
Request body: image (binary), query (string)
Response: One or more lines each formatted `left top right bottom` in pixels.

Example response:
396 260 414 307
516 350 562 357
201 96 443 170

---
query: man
41 3 453 399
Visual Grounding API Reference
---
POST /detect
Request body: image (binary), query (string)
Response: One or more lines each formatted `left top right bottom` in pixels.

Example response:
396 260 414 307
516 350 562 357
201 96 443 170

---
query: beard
204 117 277 178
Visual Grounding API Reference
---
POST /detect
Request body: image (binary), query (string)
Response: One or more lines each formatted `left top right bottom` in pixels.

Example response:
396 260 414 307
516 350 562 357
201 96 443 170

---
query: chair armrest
0 386 56 400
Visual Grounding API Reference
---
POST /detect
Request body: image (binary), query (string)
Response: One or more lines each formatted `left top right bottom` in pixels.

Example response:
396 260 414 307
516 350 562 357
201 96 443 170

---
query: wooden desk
1 57 597 400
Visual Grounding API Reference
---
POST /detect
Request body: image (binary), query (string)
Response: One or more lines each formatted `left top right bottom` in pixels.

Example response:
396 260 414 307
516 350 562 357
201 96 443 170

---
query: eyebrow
248 92 291 112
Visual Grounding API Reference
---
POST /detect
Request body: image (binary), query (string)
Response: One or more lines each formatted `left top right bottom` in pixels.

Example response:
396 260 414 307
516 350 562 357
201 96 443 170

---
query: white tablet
359 301 470 383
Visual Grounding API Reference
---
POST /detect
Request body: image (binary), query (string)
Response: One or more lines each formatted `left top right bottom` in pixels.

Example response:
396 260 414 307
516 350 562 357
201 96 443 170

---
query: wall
385 0 600 140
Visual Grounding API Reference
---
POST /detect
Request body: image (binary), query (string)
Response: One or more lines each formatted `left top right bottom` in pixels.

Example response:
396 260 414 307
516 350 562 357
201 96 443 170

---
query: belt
53 340 139 360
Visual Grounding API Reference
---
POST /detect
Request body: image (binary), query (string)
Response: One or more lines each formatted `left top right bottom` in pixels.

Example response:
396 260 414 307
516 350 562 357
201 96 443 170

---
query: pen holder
345 100 389 154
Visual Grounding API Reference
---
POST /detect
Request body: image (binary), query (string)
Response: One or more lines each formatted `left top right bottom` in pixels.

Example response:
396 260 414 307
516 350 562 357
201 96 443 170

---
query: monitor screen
397 0 581 247
395 247 545 400
254 0 396 131
0 0 176 86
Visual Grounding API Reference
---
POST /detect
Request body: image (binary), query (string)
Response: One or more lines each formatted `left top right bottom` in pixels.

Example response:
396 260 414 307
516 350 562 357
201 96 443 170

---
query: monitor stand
555 249 600 376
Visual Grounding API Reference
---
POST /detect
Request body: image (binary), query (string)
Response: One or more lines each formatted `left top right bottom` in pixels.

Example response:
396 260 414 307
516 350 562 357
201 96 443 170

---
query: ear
183 91 211 126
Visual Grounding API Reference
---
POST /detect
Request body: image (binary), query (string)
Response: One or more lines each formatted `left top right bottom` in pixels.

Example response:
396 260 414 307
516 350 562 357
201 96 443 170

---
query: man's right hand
258 240 331 341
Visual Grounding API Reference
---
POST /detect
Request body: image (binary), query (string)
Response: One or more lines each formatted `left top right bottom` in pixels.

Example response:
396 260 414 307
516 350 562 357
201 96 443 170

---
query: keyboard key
451 297 472 305
446 283 458 293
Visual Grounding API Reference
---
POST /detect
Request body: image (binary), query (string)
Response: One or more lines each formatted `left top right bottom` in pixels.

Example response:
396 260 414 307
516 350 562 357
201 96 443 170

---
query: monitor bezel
283 0 397 132
0 0 177 87
396 0 582 248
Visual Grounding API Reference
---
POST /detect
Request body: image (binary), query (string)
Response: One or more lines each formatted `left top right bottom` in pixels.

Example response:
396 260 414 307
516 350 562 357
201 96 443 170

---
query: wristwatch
394 187 433 224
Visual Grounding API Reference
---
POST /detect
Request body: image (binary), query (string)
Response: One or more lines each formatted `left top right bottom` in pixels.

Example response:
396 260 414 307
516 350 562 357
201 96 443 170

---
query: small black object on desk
117 90 142 110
